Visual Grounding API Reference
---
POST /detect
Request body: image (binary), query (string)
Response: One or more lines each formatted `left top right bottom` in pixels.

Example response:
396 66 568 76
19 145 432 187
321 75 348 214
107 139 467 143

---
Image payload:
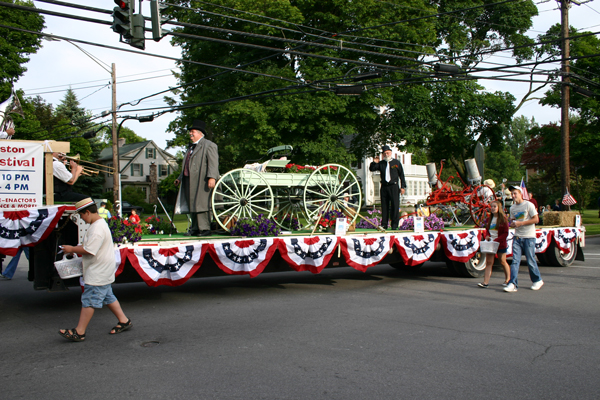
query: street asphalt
1 237 599 399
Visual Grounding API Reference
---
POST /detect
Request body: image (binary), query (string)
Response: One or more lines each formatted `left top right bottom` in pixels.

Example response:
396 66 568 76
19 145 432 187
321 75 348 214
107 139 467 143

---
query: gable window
146 148 156 159
131 164 144 176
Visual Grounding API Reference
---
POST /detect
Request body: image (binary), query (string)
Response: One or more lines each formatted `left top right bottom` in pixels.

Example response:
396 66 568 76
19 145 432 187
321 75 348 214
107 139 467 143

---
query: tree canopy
165 0 538 174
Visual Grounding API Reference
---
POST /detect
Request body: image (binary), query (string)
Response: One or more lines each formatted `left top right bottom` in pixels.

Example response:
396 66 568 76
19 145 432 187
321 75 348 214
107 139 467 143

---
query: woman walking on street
478 200 510 288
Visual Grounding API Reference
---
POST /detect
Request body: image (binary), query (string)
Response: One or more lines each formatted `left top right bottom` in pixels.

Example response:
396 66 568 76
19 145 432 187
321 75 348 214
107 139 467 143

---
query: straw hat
75 197 94 212
483 179 495 188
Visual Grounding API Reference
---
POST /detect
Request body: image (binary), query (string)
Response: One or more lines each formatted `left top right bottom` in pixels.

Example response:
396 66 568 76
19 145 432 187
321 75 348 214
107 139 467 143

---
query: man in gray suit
174 120 219 236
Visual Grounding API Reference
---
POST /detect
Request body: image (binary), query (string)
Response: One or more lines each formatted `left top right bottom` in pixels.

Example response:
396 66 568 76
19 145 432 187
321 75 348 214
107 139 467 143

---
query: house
97 139 179 203
354 145 431 207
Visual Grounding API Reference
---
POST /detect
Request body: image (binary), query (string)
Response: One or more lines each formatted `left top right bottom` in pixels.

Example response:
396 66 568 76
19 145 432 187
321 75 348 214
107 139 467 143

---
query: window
141 187 147 196
159 164 169 177
146 148 156 159
131 164 144 176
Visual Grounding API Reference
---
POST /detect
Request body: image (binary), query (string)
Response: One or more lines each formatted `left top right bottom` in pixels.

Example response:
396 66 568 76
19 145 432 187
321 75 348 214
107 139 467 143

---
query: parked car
121 201 144 216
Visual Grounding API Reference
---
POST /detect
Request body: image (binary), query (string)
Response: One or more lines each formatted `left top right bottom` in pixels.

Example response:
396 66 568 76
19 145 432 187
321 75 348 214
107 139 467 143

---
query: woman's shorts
497 248 508 254
81 284 117 308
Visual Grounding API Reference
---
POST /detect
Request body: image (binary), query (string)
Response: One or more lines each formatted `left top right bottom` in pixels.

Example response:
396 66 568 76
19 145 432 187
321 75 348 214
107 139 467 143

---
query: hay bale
542 211 579 227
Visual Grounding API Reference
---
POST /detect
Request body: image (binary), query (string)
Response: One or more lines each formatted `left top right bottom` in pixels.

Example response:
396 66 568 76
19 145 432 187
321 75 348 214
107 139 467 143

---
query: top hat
381 145 392 153
188 119 206 134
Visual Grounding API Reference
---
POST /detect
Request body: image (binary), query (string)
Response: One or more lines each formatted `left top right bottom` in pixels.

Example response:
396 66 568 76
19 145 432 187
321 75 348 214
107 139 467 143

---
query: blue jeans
509 237 542 288
3 247 29 279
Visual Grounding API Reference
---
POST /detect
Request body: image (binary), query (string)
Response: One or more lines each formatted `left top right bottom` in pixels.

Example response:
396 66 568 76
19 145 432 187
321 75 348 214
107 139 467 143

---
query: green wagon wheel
273 187 309 231
302 164 362 229
211 168 274 232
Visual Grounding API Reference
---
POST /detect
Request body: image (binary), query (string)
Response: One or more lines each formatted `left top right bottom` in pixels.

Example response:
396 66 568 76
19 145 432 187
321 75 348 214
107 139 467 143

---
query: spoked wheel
273 187 309 231
469 185 496 227
302 164 362 229
211 168 274 232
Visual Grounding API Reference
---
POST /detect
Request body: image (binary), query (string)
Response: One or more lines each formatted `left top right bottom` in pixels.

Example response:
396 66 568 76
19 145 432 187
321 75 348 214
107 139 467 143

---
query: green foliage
122 186 146 206
165 0 536 173
0 0 45 98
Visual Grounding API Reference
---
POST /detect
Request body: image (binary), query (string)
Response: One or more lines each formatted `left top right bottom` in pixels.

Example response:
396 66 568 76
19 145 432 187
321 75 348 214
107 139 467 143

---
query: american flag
520 178 529 200
562 190 577 206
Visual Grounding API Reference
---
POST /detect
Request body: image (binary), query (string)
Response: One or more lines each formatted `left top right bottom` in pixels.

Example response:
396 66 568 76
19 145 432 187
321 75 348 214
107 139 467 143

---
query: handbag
480 239 499 254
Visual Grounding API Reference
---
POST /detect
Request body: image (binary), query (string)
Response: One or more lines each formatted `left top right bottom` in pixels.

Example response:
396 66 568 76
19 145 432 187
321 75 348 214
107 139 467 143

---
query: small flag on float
520 178 530 200
562 189 577 206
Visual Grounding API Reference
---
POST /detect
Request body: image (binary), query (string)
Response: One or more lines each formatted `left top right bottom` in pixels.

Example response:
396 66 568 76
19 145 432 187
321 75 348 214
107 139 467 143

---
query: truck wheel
450 252 485 278
544 241 577 267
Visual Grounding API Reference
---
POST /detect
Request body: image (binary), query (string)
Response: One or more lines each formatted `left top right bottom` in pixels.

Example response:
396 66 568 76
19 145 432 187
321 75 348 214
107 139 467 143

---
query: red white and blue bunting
209 238 277 278
553 228 578 253
535 229 553 254
0 206 66 256
395 233 440 266
441 230 481 262
127 243 206 286
340 235 393 272
279 236 338 273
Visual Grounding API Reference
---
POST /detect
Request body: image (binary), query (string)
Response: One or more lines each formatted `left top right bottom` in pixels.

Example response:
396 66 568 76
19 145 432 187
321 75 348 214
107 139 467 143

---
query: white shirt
82 218 116 286
510 200 538 238
53 157 73 183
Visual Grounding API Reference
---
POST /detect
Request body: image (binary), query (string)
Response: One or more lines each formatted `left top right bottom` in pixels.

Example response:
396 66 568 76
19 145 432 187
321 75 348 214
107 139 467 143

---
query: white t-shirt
82 218 115 286
53 158 73 183
510 200 538 238
489 216 498 239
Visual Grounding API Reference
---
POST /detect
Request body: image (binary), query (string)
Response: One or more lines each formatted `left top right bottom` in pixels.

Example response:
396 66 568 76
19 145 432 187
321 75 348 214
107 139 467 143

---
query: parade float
0 142 585 291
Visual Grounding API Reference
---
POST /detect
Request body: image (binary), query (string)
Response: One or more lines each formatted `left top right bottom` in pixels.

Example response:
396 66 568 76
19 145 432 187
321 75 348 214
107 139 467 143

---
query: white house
97 139 179 202
354 145 431 207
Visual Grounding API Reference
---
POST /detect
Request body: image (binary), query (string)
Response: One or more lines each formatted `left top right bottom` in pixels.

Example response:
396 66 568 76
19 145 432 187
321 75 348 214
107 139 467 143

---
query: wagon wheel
211 168 274 232
302 164 362 229
469 185 496 227
273 187 309 231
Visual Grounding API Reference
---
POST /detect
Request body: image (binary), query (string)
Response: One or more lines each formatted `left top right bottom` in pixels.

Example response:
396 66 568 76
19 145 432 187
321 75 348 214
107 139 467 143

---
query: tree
165 0 538 173
0 0 45 98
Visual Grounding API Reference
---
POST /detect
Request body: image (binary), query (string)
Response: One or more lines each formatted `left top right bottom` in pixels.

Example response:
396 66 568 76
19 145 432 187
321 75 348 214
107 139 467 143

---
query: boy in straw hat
59 198 131 342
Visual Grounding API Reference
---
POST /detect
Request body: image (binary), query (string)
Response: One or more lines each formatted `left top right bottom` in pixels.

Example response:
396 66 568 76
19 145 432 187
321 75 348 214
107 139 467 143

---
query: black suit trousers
380 184 399 229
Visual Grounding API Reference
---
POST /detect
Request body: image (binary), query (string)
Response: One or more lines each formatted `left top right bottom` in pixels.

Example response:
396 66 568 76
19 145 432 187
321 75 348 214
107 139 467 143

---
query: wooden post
45 153 54 205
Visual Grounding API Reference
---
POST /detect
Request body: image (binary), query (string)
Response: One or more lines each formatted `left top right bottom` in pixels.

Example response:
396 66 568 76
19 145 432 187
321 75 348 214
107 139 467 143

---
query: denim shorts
498 248 507 254
81 284 117 309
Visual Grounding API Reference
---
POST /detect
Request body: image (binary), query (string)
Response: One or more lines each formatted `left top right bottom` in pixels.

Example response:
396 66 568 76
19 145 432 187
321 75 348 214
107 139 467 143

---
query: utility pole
560 0 571 210
111 63 120 215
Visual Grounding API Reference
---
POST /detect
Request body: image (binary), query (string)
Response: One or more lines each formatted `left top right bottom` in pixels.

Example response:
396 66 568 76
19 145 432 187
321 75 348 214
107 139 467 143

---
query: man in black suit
369 145 406 230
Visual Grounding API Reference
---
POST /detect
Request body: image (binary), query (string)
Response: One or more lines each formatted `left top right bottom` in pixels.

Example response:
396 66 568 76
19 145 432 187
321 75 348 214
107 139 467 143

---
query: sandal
110 319 132 334
59 328 85 342
477 283 489 288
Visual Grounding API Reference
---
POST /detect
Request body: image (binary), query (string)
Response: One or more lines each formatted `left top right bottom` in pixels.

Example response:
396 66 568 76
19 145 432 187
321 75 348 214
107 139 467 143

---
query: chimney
118 138 126 147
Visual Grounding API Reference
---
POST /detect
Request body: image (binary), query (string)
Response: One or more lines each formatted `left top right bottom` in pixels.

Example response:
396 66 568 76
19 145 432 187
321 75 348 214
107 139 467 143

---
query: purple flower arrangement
281 214 301 231
399 213 445 231
356 208 382 229
108 216 142 244
318 209 346 229
231 214 281 237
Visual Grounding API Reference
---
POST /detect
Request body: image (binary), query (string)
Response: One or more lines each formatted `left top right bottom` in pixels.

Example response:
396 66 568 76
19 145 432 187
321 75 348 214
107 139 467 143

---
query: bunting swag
505 231 515 257
128 243 206 286
115 247 127 277
0 206 66 256
395 233 440 266
340 235 393 272
535 230 553 254
209 238 277 278
278 236 338 273
553 228 578 254
441 230 481 262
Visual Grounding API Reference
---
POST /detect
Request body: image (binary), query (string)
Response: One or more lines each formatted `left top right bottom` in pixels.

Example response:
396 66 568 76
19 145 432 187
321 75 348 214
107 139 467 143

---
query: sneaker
477 283 489 288
0 273 10 280
503 283 517 292
531 280 544 291
501 282 508 287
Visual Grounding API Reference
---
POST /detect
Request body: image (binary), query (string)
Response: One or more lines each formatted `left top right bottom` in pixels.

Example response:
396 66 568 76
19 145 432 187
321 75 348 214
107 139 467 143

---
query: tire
450 251 486 278
543 240 577 267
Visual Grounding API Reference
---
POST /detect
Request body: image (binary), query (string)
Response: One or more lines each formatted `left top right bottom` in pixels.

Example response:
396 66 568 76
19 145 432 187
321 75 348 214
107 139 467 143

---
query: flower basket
54 256 83 279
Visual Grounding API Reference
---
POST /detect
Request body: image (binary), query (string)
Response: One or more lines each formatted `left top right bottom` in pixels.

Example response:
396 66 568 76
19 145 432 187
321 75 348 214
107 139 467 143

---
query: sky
13 0 600 152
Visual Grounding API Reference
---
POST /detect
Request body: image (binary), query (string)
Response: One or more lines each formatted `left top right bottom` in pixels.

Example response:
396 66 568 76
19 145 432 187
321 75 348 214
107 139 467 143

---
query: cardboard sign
414 216 424 233
0 142 44 209
335 217 348 236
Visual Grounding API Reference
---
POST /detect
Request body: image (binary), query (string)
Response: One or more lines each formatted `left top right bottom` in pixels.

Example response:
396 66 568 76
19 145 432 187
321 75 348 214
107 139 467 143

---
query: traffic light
112 0 133 39
150 0 168 42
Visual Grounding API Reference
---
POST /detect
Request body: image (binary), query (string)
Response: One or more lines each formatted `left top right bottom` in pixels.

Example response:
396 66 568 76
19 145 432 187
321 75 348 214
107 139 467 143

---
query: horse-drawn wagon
211 146 362 232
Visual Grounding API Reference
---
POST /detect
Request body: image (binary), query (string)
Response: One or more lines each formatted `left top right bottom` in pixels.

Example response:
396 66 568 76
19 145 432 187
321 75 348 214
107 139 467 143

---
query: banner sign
0 142 43 209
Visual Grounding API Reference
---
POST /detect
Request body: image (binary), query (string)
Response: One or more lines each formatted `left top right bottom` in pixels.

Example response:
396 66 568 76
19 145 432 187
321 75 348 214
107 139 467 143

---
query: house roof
97 141 177 162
